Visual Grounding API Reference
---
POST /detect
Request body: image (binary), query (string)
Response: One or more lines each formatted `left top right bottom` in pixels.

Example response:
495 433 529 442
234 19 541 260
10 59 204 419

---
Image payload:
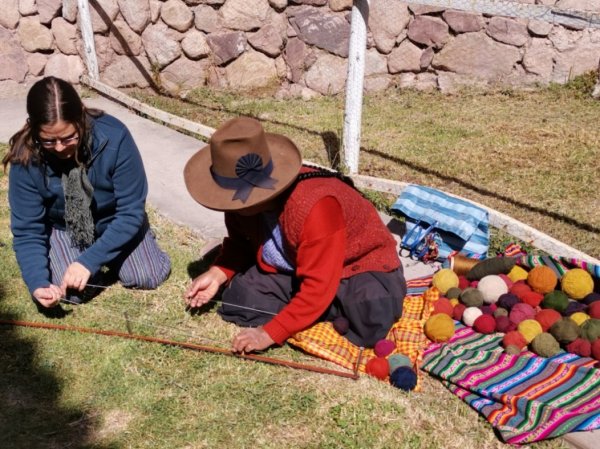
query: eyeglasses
38 132 79 149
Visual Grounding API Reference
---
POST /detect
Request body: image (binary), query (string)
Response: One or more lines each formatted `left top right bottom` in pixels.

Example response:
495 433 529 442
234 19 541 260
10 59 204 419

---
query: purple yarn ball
563 301 588 316
497 293 520 311
332 316 349 335
583 293 600 306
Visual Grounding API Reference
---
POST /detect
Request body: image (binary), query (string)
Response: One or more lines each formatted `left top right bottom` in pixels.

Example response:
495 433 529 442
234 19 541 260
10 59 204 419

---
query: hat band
210 153 278 203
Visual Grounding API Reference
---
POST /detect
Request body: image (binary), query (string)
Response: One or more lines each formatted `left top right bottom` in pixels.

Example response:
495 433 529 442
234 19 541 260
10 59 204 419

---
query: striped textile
287 277 435 391
516 254 600 280
391 185 489 260
49 223 171 293
422 323 600 444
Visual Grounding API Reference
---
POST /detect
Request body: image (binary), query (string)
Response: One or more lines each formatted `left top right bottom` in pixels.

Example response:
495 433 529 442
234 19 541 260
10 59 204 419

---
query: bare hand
232 327 275 353
60 262 91 294
184 267 227 308
33 284 63 308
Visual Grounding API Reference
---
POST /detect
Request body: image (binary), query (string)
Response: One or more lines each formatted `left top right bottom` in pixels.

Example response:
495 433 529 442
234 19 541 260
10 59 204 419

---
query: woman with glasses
3 76 171 314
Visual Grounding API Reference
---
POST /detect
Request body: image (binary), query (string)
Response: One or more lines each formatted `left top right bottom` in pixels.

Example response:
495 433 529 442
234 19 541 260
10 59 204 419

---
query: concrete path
0 90 596 449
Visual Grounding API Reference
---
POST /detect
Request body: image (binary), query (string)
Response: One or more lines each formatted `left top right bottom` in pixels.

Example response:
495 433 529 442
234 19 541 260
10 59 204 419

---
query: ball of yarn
588 301 600 319
520 290 544 308
509 282 532 301
432 296 454 317
495 315 516 333
473 314 496 334
564 301 587 316
452 303 467 321
449 298 460 307
517 319 543 343
504 344 522 355
498 273 513 289
493 307 509 318
365 357 389 380
566 338 592 357
332 316 350 335
480 304 496 316
561 268 594 300
446 287 462 300
592 339 600 361
388 353 412 374
462 307 483 327
389 366 418 391
458 276 470 290
583 292 600 306
374 339 396 358
466 257 516 281
527 266 558 294
424 314 455 342
549 318 581 344
503 330 527 350
580 319 600 342
477 275 508 304
460 288 484 308
570 312 590 326
470 280 479 288
508 265 529 283
497 293 520 311
509 303 536 325
530 332 561 358
541 291 569 313
535 308 562 332
432 269 459 294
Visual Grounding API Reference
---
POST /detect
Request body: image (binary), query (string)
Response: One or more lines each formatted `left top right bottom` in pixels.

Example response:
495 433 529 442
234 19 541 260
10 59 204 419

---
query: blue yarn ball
389 366 417 391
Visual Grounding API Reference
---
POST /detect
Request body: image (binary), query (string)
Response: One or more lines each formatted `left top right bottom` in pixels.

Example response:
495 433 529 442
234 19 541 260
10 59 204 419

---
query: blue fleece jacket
8 113 148 294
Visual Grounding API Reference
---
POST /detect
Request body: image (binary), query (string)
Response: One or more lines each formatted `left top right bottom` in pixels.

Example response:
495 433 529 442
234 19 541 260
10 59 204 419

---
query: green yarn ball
466 257 516 281
446 287 462 300
549 318 581 344
541 290 569 313
580 319 600 342
504 344 522 355
460 288 484 308
530 332 561 358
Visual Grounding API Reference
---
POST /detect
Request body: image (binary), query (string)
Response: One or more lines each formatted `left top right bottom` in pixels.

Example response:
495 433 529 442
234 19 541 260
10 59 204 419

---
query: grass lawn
1 75 595 449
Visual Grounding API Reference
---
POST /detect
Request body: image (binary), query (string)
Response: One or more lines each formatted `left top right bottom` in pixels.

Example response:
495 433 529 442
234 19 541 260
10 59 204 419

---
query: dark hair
2 76 101 170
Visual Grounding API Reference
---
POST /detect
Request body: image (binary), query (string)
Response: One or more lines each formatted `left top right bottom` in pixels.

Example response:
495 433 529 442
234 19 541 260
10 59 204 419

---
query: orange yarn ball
527 266 558 294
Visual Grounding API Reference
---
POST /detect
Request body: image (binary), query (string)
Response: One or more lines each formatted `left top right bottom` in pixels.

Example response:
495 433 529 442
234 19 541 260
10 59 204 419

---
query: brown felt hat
184 116 302 211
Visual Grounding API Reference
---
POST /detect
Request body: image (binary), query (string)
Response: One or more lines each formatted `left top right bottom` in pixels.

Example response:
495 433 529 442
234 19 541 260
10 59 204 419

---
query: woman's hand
33 284 63 308
60 262 91 294
184 266 228 308
232 327 275 353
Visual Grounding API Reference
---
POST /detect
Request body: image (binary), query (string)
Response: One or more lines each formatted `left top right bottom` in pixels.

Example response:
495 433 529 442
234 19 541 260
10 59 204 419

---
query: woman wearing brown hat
184 117 406 353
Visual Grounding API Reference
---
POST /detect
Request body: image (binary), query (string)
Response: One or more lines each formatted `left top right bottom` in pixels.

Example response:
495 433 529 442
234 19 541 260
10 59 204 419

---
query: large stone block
118 0 151 33
220 0 271 32
369 0 410 54
142 22 182 68
207 31 247 65
290 7 349 57
161 0 194 32
0 27 28 81
407 15 449 49
160 56 209 96
1 0 20 29
18 17 54 52
225 50 278 89
305 51 347 94
44 53 84 83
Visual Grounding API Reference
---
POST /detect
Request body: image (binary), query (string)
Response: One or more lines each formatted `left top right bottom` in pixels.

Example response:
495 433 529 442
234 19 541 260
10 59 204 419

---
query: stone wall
1 0 599 98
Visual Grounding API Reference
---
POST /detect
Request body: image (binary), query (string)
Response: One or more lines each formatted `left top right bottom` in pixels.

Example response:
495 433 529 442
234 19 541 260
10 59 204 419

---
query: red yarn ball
365 357 389 380
374 339 396 358
473 314 496 334
458 276 469 290
592 339 600 361
566 338 592 357
495 315 516 333
535 309 562 332
588 302 600 319
432 297 454 317
503 330 528 350
520 290 544 308
452 303 467 321
510 281 532 299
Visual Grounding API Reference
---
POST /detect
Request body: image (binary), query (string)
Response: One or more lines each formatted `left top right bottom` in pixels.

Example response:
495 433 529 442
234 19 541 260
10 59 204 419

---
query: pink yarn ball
374 339 396 358
509 303 536 325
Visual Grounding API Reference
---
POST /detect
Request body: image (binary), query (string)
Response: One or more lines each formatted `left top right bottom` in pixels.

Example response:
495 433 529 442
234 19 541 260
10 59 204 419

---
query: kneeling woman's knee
120 254 171 289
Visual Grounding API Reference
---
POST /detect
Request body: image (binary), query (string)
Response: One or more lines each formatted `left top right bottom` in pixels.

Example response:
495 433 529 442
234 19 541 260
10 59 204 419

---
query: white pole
77 0 99 80
342 0 369 174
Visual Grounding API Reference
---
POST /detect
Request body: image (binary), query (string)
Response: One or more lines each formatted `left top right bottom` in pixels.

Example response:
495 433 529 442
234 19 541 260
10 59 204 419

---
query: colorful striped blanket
422 323 600 444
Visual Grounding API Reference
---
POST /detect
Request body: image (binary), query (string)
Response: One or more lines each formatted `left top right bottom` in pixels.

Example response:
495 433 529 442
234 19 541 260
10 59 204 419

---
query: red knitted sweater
213 167 400 343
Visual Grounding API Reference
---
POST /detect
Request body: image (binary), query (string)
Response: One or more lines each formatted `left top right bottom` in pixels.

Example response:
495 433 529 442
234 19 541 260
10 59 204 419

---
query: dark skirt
218 265 406 348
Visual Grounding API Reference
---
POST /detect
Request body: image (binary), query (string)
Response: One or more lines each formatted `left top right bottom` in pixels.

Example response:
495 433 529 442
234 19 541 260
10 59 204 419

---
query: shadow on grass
365 147 600 235
0 284 109 449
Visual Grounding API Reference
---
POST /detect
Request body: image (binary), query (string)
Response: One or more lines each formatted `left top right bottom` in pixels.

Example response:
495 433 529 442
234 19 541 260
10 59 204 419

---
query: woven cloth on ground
287 277 436 391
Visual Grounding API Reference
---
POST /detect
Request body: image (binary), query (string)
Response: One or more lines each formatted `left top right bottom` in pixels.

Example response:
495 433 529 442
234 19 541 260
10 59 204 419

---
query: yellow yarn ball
561 269 594 300
432 269 459 295
449 298 460 307
508 265 529 283
570 312 591 326
424 314 455 343
517 319 543 343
